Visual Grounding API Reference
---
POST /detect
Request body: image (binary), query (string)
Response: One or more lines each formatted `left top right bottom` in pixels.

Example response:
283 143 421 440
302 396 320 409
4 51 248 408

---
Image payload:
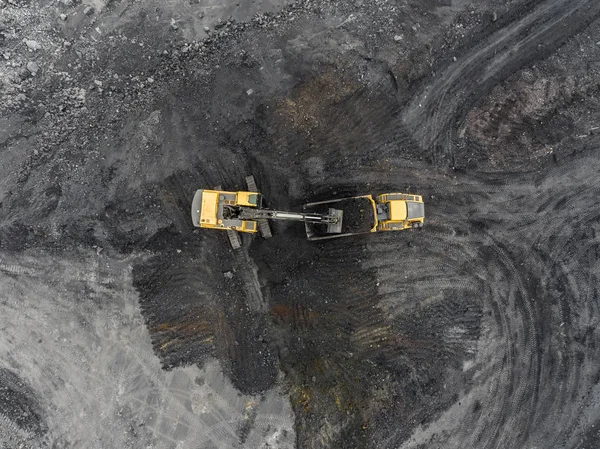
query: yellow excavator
191 177 424 245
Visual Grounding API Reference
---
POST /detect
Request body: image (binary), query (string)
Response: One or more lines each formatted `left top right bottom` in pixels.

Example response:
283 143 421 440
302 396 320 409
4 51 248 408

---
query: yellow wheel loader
191 183 424 242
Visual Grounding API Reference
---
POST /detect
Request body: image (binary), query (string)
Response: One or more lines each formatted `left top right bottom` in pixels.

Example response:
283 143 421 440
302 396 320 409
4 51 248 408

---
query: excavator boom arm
238 207 339 224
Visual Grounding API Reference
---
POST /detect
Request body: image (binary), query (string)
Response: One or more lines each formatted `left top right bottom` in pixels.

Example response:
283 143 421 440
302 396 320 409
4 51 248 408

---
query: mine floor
1 0 600 448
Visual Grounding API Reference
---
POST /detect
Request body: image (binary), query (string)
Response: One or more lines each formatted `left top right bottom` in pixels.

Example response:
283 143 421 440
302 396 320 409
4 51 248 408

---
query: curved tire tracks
403 0 600 161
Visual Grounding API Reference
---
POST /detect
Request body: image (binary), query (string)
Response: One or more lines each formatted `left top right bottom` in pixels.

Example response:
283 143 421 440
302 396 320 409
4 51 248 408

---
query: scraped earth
2 0 600 448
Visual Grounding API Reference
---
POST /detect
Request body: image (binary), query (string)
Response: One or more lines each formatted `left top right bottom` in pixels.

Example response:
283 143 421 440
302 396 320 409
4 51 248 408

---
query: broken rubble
26 61 39 75
24 39 41 51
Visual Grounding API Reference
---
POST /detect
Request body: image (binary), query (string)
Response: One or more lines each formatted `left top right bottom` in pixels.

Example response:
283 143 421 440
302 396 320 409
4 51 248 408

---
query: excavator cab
376 193 424 231
191 189 261 233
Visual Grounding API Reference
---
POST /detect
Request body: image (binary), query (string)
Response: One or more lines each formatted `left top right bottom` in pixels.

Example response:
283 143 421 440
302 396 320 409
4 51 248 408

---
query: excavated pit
2 0 600 448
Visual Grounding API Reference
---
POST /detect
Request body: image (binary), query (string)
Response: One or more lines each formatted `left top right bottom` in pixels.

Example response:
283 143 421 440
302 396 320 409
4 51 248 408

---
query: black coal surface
305 197 376 236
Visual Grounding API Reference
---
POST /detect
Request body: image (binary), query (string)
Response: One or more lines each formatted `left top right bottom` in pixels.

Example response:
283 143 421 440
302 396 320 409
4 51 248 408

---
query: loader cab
376 193 425 231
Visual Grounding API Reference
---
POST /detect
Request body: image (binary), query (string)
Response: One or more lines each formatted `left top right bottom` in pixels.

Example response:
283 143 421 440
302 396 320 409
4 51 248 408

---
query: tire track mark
403 0 600 160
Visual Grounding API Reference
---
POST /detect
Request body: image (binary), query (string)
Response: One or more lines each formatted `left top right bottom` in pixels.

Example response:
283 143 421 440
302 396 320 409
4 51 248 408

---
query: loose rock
18 68 31 80
24 39 41 51
26 61 39 76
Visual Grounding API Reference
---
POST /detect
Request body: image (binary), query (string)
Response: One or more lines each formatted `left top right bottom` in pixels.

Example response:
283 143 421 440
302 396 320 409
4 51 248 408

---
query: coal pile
305 197 376 236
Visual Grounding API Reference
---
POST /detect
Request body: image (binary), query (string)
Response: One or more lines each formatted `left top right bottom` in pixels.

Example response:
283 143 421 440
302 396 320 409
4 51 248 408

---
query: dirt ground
2 0 600 448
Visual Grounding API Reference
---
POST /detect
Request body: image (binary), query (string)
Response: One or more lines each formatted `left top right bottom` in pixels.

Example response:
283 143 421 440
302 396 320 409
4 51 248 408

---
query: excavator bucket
326 208 343 234
304 196 376 240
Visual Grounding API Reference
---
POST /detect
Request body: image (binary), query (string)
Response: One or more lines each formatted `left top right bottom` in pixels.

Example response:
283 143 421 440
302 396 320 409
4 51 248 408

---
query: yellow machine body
375 193 425 231
191 189 259 233
192 187 425 240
